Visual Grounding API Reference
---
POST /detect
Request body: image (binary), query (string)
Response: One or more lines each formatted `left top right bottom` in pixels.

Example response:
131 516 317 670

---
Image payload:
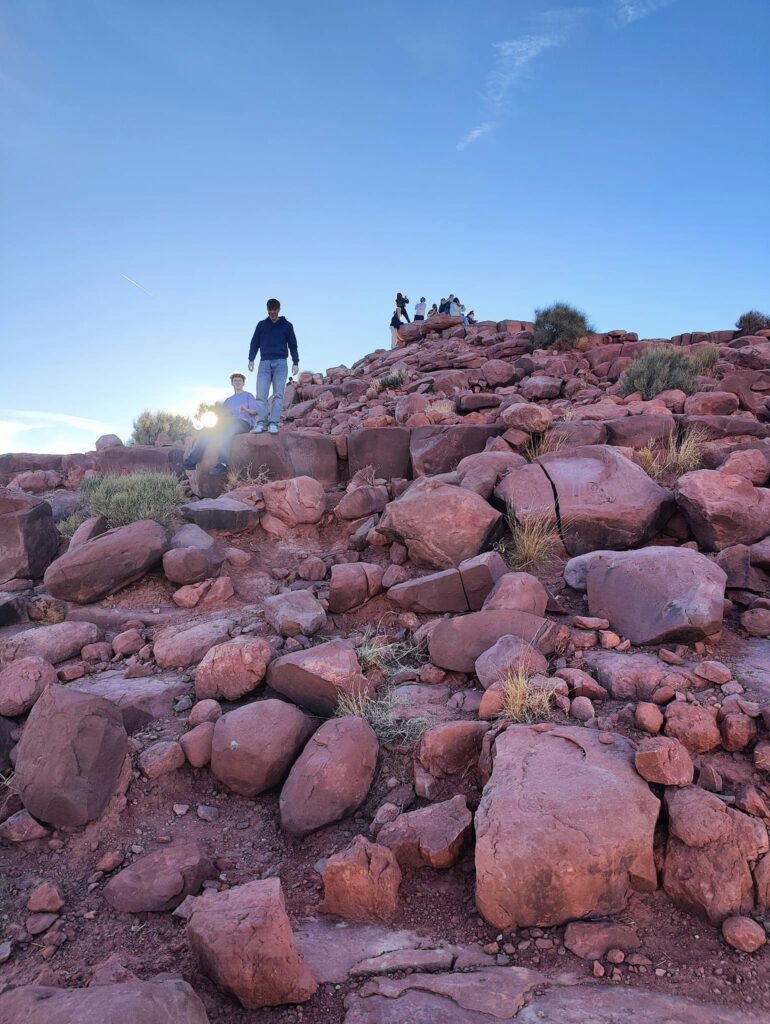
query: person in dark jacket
396 292 410 323
247 298 299 434
390 309 402 348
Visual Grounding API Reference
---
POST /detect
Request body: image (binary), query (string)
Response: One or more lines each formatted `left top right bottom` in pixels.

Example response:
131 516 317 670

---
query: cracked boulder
475 726 659 929
585 546 727 644
537 445 675 556
279 717 378 837
319 836 401 923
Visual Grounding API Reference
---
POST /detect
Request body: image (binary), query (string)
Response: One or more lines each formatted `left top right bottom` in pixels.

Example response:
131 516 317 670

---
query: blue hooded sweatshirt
248 316 299 364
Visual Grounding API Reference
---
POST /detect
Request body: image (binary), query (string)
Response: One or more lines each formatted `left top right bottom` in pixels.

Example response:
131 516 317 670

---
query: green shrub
57 512 86 538
736 310 770 336
129 409 194 446
688 344 719 375
619 347 699 399
372 369 406 393
80 472 185 528
532 303 591 351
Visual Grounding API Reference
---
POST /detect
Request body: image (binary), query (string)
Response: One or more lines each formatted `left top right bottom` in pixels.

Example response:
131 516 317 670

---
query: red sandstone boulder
348 427 411 479
319 836 401 923
585 547 726 644
537 446 675 555
482 572 548 616
684 391 740 416
13 685 127 828
417 721 489 777
210 699 313 797
328 562 384 613
475 726 659 929
409 425 505 476
264 590 328 635
563 920 641 960
279 717 378 836
194 636 271 701
162 523 225 584
387 568 468 613
153 618 233 669
664 703 721 754
179 721 215 767
0 979 209 1023
474 635 549 689
676 470 770 550
104 843 216 912
336 484 389 520
428 610 556 673
722 916 766 953
267 639 372 716
377 794 472 869
456 452 526 500
634 736 694 786
0 489 59 585
458 551 509 609
0 656 56 717
187 878 317 1008
500 402 553 433
377 477 502 569
261 476 325 526
44 520 168 603
663 786 768 923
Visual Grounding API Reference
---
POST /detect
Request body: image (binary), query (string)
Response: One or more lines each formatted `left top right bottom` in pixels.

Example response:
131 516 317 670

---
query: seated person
183 372 258 476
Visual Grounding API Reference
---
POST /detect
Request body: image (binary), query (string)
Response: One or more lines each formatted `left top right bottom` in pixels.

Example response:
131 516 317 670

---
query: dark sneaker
209 462 228 477
182 457 197 470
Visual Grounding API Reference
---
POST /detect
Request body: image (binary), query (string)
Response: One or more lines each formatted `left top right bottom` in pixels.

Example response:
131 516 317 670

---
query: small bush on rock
354 626 428 676
80 472 185 528
736 310 770 336
498 507 562 571
619 347 699 399
640 427 708 481
57 512 85 538
372 370 406 394
532 303 591 351
129 409 194 446
689 344 719 375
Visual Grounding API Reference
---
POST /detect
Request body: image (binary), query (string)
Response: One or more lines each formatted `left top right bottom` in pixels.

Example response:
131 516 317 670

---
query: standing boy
247 298 299 434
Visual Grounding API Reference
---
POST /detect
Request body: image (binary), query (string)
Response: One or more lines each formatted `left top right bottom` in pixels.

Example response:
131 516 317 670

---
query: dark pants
398 306 410 323
414 314 424 321
187 418 250 466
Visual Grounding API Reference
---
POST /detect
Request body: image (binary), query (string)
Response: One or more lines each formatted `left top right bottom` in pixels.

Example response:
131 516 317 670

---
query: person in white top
414 297 427 321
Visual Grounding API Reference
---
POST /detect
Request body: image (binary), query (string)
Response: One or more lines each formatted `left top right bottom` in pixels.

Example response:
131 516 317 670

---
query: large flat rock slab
70 670 189 731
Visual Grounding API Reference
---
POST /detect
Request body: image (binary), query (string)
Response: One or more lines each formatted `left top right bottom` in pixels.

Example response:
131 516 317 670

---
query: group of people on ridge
184 297 299 477
389 292 476 346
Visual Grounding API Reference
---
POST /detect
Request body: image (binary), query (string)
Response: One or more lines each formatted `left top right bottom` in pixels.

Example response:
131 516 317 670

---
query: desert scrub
523 429 564 463
80 472 185 528
688 343 719 375
496 667 554 723
57 512 86 538
619 347 701 399
532 303 592 351
129 409 194 446
736 310 770 336
336 687 432 746
427 398 456 422
225 463 271 489
354 625 428 676
371 369 406 394
497 505 562 572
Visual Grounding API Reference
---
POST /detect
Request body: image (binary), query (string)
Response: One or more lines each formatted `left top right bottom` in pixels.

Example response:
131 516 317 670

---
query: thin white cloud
5 410 114 434
457 122 496 151
614 0 676 25
458 8 588 149
0 410 118 455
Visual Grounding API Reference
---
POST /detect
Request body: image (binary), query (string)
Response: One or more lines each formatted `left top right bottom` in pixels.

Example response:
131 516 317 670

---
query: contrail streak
121 272 153 295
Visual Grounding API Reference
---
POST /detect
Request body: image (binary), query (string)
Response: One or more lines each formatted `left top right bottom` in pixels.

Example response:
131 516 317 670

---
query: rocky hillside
2 313 770 1023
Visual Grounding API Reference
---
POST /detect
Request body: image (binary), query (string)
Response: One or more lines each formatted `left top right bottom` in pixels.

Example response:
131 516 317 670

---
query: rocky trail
2 314 770 1022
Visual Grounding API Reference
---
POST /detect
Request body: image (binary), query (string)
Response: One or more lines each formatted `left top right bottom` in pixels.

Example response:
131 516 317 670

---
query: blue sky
1 0 769 454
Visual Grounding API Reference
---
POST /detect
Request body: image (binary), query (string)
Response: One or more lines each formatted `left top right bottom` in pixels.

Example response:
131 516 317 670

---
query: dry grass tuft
336 688 432 746
639 427 709 481
372 369 407 394
354 625 428 675
428 398 456 422
496 668 554 723
501 505 562 572
523 430 565 463
225 463 272 490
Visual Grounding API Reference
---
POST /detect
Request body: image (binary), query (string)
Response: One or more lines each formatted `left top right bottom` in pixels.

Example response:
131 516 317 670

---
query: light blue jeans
255 358 288 426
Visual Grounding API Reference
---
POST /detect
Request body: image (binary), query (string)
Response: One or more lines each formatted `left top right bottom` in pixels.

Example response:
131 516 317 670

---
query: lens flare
201 411 218 428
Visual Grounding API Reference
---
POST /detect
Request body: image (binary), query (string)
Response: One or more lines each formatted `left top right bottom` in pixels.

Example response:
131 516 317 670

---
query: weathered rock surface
475 726 659 929
0 979 210 1024
13 685 127 828
267 639 372 716
428 610 556 673
210 699 313 796
279 717 378 836
0 656 56 717
262 476 325 526
187 878 317 1008
320 836 401 923
44 520 168 603
264 590 327 635
194 636 271 700
676 470 770 550
377 477 502 569
104 844 216 912
377 795 472 868
585 547 726 644
0 489 59 585
0 621 98 669
153 618 233 669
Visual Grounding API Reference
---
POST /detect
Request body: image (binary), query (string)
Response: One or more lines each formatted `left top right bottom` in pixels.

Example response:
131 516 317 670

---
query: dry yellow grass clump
498 505 562 572
336 688 431 746
496 668 553 723
639 427 708 481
